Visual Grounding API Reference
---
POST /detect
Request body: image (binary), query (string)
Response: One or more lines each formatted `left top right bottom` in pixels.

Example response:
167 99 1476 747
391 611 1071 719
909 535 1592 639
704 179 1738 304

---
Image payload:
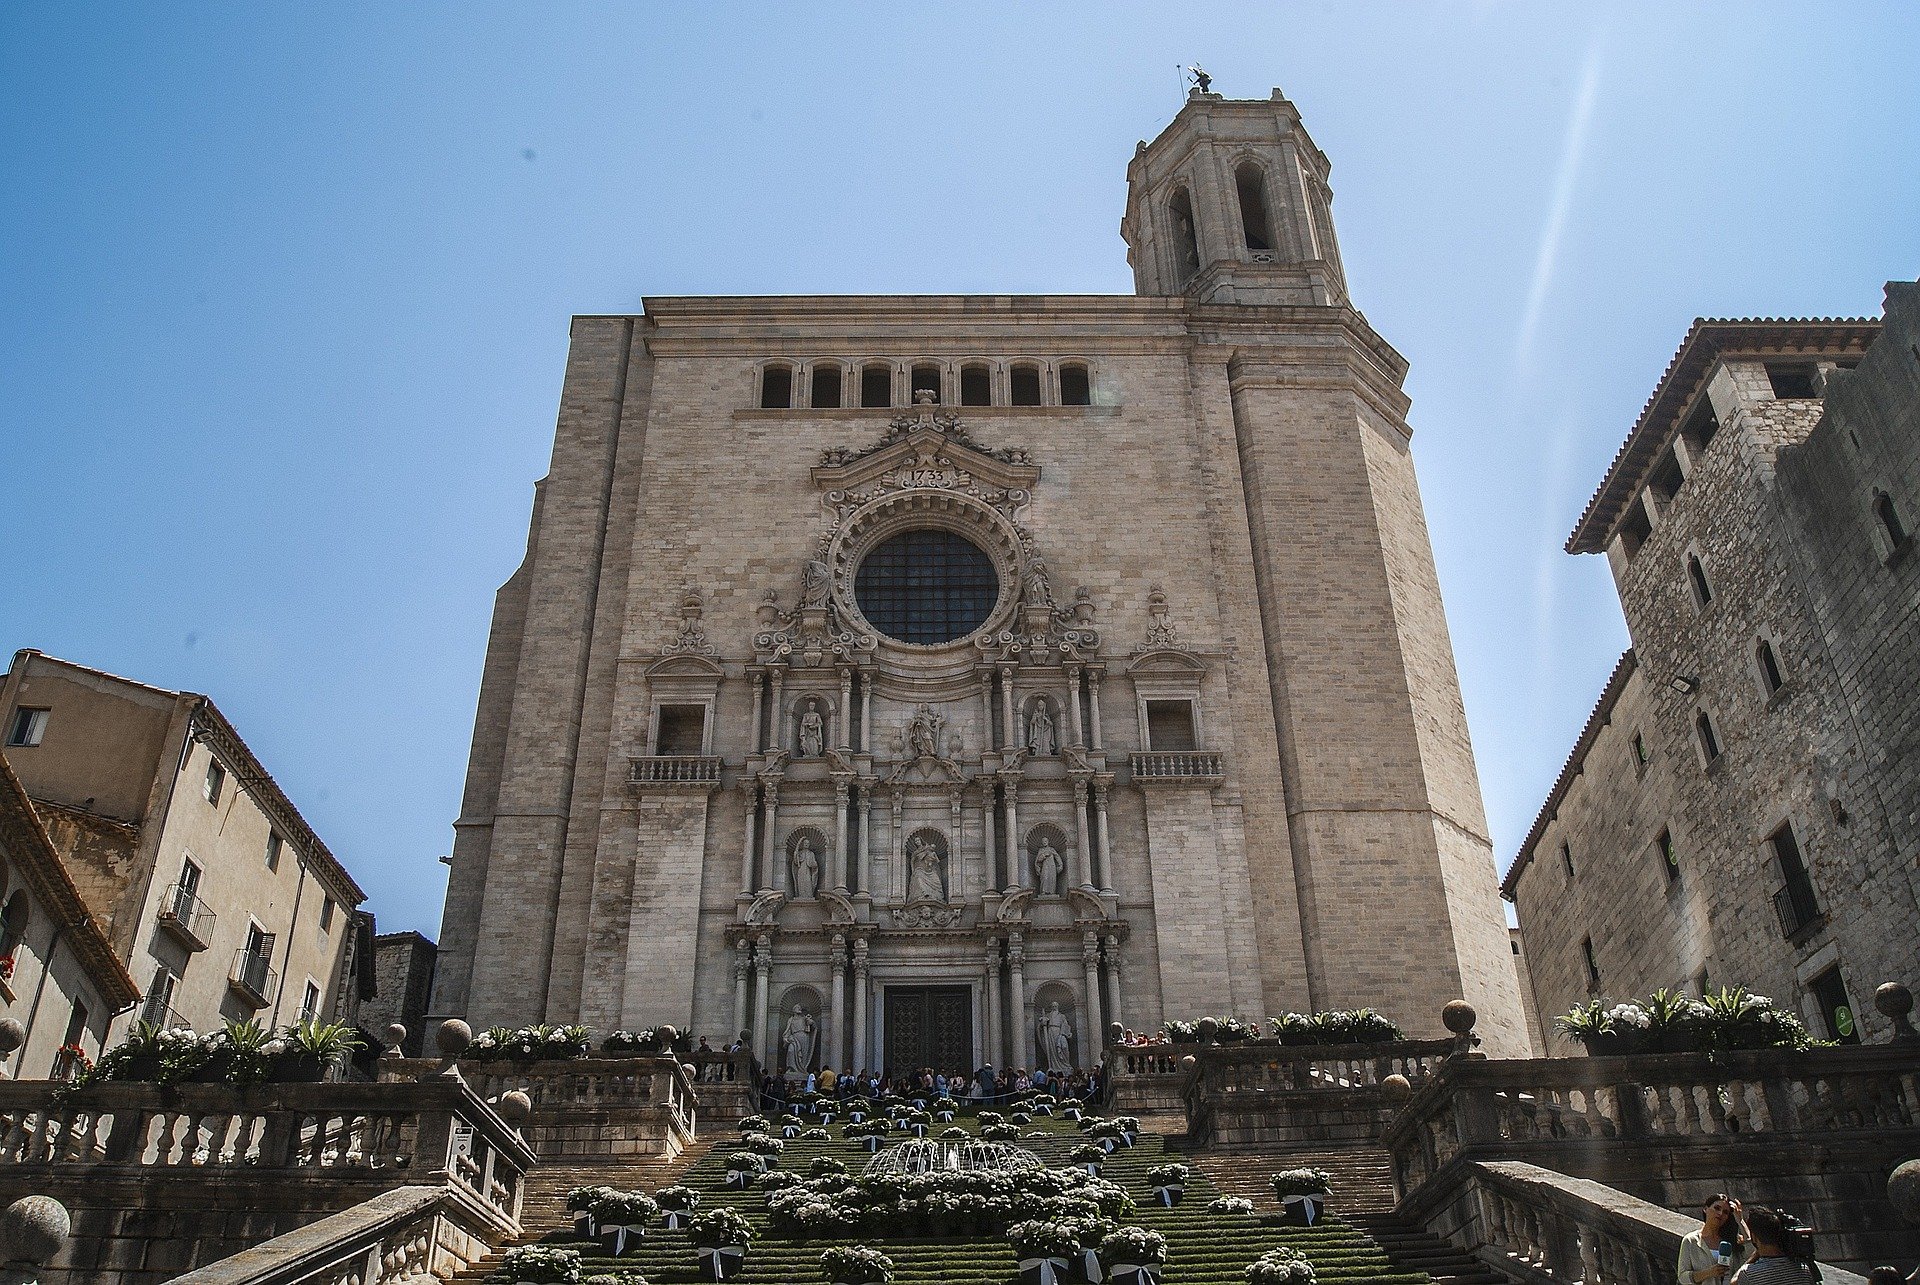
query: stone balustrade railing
1172 1035 1458 1146
1382 1043 1920 1200
1424 1160 1868 1285
1107 1042 1182 1077
627 755 723 788
164 1185 498 1285
1127 751 1225 782
378 1055 699 1159
0 1077 534 1234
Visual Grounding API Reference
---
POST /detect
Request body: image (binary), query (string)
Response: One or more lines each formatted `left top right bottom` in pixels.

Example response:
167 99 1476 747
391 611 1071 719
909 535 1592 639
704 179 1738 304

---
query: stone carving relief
1144 583 1180 649
787 828 827 901
797 696 827 758
662 591 715 656
908 705 944 759
905 829 949 903
1025 696 1057 756
744 890 786 926
779 995 818 1074
1027 823 1068 896
1035 997 1076 1074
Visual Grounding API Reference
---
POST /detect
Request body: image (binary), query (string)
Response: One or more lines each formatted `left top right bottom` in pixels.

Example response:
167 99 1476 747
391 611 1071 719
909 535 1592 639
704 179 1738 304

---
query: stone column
979 671 997 752
1086 672 1104 750
982 943 1001 1067
768 670 786 753
832 780 850 892
1004 776 1023 888
733 939 751 1042
889 791 906 902
1071 778 1093 890
1093 781 1113 895
752 936 772 1065
948 789 964 900
1007 935 1028 1069
981 781 1000 891
1066 664 1085 749
765 782 784 895
740 781 760 894
859 671 872 754
829 935 847 1070
852 939 870 1073
1081 931 1105 1069
749 668 766 753
837 669 854 753
999 666 1017 750
1104 933 1124 1033
857 784 874 896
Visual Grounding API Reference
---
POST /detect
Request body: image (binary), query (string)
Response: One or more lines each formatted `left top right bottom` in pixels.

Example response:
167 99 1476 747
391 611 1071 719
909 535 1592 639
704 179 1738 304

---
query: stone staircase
449 1114 1441 1284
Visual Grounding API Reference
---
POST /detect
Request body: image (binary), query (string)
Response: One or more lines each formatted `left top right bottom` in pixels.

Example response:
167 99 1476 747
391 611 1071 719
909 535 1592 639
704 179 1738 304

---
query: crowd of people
1681 1193 1915 1283
753 1061 1103 1108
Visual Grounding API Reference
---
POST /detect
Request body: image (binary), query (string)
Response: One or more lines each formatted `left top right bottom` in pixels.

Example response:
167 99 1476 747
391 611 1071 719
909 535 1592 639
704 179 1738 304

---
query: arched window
1756 639 1785 695
0 891 28 958
1686 554 1713 609
861 363 893 408
1059 363 1091 407
1695 711 1722 763
760 364 794 410
910 364 942 404
960 364 992 407
1009 364 1042 407
1167 187 1200 281
1234 162 1274 252
810 364 843 409
1874 491 1908 548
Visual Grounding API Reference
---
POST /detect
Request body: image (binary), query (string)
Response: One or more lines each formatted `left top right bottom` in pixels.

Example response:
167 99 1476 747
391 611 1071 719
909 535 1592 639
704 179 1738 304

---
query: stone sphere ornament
1195 1017 1219 1044
1380 1073 1412 1104
1441 1000 1478 1036
657 1025 679 1048
1875 982 1917 1042
1108 1021 1125 1042
0 1196 70 1268
0 1019 24 1058
385 1023 408 1049
496 1090 533 1127
1889 1159 1920 1225
435 1019 473 1061
1178 1055 1198 1073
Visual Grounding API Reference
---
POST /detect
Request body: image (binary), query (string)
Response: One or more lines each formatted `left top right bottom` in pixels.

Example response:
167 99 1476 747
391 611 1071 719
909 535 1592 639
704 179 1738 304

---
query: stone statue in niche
1026 698 1056 756
798 697 825 758
781 1006 816 1074
1032 837 1064 896
1023 551 1054 606
1036 1002 1074 1073
907 835 947 903
908 705 943 759
791 837 820 900
802 559 831 607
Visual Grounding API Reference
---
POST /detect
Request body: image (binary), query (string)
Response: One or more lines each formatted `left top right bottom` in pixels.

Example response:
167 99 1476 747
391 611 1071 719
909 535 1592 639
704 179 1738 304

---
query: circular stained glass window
854 529 1000 645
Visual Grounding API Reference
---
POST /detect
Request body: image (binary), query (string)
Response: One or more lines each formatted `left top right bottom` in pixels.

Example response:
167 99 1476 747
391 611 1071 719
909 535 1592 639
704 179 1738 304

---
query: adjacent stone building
362 930 437 1057
1504 283 1920 1050
432 88 1530 1071
0 651 370 1041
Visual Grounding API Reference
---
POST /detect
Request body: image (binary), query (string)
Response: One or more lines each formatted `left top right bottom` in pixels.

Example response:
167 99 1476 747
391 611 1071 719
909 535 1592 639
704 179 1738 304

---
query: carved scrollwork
889 900 964 929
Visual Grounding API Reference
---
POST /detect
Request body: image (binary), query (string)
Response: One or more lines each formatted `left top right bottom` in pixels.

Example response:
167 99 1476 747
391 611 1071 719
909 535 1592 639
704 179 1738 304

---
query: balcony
156 882 216 952
228 948 279 1009
1129 750 1225 784
137 995 188 1031
1773 879 1825 941
628 754 723 790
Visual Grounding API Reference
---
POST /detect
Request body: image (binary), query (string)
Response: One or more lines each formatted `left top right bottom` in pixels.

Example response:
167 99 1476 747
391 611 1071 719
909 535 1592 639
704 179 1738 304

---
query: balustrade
1127 750 1224 782
628 755 723 787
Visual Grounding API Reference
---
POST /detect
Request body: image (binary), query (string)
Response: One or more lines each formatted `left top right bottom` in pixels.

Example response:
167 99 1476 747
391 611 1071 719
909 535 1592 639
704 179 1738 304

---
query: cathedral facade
431 89 1529 1073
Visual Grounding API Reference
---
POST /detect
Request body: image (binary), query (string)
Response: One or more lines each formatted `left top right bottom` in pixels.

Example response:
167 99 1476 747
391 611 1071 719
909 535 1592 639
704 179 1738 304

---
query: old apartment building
432 88 1531 1069
0 651 370 1044
1505 282 1920 1050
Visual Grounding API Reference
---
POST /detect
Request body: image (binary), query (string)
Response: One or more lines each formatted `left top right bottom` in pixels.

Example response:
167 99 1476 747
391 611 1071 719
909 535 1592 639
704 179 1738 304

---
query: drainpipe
14 922 65 1079
271 859 309 1027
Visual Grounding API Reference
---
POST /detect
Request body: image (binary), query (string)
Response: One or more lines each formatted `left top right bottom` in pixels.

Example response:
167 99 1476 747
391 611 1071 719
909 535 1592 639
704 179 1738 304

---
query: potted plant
566 1185 618 1240
1098 1226 1167 1285
1270 1169 1332 1226
844 1096 871 1123
737 1114 769 1133
740 1130 784 1157
1162 1020 1198 1044
820 1245 894 1285
809 1156 849 1178
273 1019 364 1082
724 1151 767 1187
1069 1144 1106 1176
977 1111 1005 1128
592 1190 658 1257
1008 1219 1078 1285
902 1109 931 1138
1244 1247 1315 1284
758 1169 800 1191
802 1126 830 1140
687 1208 753 1281
844 1118 890 1151
654 1185 699 1230
1010 1110 1033 1126
1146 1163 1188 1208
779 1112 804 1138
583 1273 649 1285
499 1246 582 1285
600 1028 656 1056
1207 1195 1254 1216
981 1122 1019 1142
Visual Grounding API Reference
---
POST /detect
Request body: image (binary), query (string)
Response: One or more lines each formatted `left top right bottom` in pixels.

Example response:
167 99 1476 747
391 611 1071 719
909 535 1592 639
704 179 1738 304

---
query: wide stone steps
1186 1146 1399 1214
517 1141 716 1227
453 1115 1434 1284
1347 1215 1506 1285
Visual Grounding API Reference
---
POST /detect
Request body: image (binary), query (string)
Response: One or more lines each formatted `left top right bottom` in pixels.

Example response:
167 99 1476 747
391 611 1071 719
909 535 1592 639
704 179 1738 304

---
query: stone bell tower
1121 88 1348 306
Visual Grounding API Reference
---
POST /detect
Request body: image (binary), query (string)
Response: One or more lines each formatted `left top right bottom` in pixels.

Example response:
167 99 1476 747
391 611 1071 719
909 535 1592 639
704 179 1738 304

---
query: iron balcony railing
228 948 279 1008
156 882 216 951
136 994 188 1031
1772 879 1823 940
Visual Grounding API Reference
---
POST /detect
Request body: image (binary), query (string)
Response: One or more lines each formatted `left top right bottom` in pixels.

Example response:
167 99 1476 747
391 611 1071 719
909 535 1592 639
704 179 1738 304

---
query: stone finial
1890 1159 1920 1225
913 388 937 406
1442 1000 1481 1057
680 1063 698 1081
383 1024 407 1056
430 1019 472 1082
657 1025 679 1050
1178 1054 1198 1073
1380 1073 1412 1104
495 1090 533 1129
1875 982 1917 1043
1073 587 1096 626
0 1020 23 1081
0 1195 69 1282
1195 1017 1218 1044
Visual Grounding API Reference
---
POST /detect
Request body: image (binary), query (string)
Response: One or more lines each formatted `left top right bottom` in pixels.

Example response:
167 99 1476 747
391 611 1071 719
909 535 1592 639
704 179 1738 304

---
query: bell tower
1121 88 1348 306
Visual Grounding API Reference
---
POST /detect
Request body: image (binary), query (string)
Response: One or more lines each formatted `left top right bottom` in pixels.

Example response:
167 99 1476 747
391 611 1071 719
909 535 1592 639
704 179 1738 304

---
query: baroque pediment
813 408 1041 503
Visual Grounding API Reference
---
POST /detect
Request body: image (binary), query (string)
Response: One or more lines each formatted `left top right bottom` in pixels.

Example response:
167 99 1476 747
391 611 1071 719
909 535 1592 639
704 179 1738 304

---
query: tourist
1729 1207 1810 1283
1678 1193 1750 1282
820 1066 837 1097
1866 1268 1904 1284
726 1030 748 1081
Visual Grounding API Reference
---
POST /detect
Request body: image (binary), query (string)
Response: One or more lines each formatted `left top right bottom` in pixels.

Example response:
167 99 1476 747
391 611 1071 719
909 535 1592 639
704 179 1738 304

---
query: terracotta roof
1565 317 1881 554
1500 650 1638 900
0 753 141 1007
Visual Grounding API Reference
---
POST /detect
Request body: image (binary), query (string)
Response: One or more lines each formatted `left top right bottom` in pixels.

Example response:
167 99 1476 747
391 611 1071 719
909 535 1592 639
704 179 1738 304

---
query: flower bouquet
500 1246 582 1285
687 1208 753 1281
1146 1163 1188 1207
1244 1247 1315 1284
820 1245 895 1285
1270 1169 1332 1226
592 1190 657 1256
1098 1225 1167 1285
653 1185 699 1230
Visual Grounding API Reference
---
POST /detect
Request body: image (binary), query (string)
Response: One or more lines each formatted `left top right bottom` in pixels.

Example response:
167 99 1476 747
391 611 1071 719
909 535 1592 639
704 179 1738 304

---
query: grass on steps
495 1115 1427 1285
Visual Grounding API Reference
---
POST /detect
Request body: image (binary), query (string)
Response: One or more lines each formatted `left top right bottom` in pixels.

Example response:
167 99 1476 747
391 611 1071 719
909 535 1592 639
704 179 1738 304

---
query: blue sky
4 4 1917 940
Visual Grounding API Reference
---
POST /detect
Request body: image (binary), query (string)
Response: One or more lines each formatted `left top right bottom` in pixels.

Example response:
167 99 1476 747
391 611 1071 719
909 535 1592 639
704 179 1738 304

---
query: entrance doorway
884 985 973 1074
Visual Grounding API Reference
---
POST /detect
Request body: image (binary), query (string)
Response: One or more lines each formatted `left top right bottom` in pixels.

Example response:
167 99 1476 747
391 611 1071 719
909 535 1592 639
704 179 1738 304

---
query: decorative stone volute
0 1195 69 1285
1889 1159 1920 1225
1875 982 1917 1043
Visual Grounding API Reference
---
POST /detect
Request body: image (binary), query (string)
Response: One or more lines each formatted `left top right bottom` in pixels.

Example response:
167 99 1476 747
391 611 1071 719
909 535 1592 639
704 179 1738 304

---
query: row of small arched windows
760 359 1094 410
